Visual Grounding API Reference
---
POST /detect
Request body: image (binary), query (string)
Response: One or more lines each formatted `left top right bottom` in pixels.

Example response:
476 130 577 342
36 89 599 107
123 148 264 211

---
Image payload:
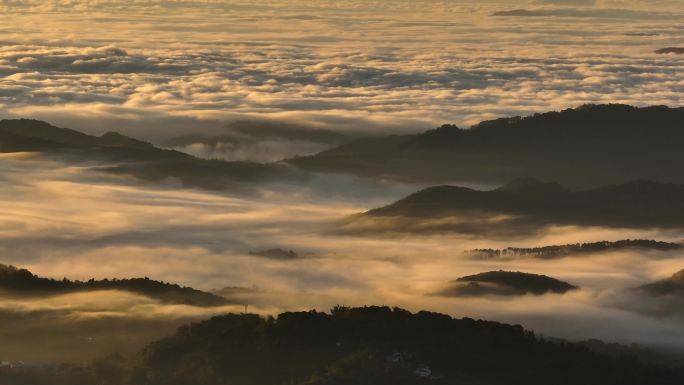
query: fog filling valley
2 152 684 362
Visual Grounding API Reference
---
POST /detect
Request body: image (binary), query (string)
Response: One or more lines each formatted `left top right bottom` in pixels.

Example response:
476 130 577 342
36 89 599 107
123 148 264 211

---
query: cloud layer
0 0 682 155
3 153 684 361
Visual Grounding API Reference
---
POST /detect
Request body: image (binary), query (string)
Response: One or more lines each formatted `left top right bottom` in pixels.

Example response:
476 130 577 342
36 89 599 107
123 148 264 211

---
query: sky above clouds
0 0 683 146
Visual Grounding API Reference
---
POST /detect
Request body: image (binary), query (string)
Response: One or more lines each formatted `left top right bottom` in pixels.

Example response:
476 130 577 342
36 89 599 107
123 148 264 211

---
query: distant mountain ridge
465 239 682 260
0 264 229 306
353 178 684 235
288 104 684 187
0 119 302 191
0 119 153 151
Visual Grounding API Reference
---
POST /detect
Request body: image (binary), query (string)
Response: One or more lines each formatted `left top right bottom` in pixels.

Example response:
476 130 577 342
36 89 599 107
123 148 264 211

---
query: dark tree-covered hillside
465 239 681 260
0 264 228 306
288 104 684 187
113 306 684 385
355 178 684 235
436 270 578 297
0 119 302 191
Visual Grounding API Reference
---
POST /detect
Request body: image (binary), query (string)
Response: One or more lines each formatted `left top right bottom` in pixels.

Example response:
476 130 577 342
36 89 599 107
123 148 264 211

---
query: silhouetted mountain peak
0 118 98 147
0 118 54 130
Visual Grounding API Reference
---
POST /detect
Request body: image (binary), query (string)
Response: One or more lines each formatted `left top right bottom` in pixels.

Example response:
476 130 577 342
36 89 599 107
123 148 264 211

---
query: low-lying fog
2 152 684 362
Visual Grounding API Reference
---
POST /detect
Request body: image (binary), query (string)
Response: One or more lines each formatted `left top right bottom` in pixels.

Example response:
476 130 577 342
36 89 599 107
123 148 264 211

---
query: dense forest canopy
111 306 684 385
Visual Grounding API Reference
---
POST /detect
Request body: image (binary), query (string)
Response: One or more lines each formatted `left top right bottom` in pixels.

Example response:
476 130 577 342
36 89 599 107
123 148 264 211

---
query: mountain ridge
287 104 684 187
0 119 303 191
0 263 230 307
353 178 684 235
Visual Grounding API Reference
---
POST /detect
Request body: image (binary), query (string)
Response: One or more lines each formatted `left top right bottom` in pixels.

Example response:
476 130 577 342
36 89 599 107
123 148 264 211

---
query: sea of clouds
0 0 683 160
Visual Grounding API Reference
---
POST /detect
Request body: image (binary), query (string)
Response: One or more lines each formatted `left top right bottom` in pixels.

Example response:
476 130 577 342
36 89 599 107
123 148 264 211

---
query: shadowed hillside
0 119 302 191
351 178 684 236
609 269 684 319
81 306 684 385
435 271 578 297
636 269 684 297
0 264 228 306
4 307 684 384
288 104 684 187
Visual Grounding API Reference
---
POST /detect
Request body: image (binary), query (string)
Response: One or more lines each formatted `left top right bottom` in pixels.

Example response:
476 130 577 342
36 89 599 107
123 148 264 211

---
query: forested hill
436 270 578 297
288 104 684 187
0 119 301 191
355 179 684 235
0 264 228 306
115 306 684 385
465 239 682 260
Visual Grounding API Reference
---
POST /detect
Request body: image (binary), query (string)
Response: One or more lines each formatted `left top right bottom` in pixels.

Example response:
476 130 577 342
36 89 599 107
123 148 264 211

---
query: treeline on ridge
0 264 228 306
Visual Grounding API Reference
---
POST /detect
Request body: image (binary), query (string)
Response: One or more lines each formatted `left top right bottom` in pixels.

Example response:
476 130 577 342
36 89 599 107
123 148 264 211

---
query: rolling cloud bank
1 1 684 383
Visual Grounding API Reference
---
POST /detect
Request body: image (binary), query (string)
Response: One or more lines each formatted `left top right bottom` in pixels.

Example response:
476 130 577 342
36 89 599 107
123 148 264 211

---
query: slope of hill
355 179 684 235
4 307 684 384
108 306 684 385
435 271 578 297
465 240 682 260
610 269 684 319
288 104 684 187
0 119 302 191
0 264 228 306
637 269 684 296
655 48 684 54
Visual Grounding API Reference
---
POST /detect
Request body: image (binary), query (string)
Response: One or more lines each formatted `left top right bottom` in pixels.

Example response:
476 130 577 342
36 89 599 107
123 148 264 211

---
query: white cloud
0 0 681 151
2 153 684 353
